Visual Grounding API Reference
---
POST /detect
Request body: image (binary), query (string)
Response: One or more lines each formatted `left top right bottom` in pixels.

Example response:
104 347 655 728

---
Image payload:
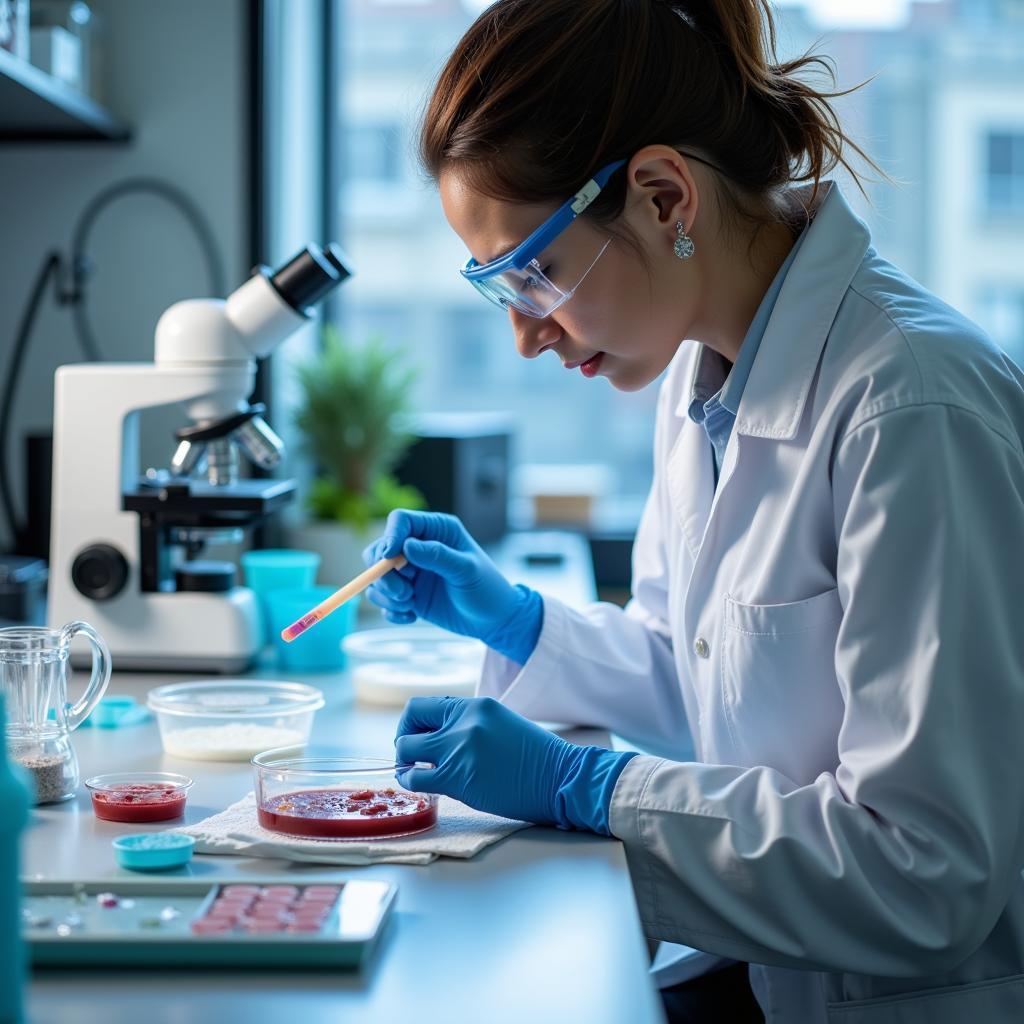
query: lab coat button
693 636 710 659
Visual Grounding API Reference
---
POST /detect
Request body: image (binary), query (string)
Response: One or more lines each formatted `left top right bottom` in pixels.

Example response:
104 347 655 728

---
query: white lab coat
479 183 1024 1022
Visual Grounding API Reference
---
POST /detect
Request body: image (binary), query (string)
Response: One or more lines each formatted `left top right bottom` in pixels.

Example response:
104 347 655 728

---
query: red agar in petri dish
89 783 188 823
257 788 437 839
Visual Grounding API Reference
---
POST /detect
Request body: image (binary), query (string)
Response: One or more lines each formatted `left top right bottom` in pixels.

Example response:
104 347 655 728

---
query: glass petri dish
146 680 324 762
85 772 193 823
251 749 438 841
341 625 484 706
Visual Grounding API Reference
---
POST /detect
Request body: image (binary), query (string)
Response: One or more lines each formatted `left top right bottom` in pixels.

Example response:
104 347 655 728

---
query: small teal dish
266 586 360 671
113 833 195 872
83 695 150 728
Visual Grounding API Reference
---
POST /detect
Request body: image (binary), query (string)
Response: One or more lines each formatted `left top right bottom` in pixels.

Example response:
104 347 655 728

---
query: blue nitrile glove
394 696 638 835
363 509 543 666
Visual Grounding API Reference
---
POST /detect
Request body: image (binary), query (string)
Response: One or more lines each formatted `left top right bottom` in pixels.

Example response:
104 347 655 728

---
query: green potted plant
286 325 425 585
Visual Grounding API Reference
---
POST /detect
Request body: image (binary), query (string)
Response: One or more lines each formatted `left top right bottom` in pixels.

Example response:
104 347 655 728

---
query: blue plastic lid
112 832 195 871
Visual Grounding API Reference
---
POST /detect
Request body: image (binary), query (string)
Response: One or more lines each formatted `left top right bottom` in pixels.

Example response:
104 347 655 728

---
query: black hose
69 177 227 360
0 177 226 552
0 253 61 549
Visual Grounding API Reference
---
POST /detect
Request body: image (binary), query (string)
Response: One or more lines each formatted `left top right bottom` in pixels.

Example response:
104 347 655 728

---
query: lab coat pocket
825 973 1024 1023
720 589 844 780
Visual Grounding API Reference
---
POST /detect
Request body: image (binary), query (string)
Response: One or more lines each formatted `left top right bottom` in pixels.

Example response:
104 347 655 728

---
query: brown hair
419 0 879 239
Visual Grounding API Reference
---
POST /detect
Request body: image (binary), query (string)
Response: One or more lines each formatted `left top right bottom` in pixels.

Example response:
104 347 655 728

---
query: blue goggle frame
461 159 627 284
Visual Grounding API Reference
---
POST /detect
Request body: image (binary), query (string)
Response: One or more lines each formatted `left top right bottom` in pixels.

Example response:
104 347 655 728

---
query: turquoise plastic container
266 587 360 671
0 695 32 1023
241 549 321 645
112 833 195 872
241 549 320 592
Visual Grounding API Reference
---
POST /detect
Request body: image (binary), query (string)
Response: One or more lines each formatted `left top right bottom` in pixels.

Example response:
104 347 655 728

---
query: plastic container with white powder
146 681 323 762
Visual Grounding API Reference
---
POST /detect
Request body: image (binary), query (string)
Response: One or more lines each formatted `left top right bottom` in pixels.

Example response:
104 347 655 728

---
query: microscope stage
122 478 295 517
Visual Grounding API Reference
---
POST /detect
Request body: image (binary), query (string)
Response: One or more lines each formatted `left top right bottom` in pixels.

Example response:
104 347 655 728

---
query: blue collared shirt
687 229 807 483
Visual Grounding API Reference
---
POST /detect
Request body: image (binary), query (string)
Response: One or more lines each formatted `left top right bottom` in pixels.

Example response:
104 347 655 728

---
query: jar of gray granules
12 749 78 804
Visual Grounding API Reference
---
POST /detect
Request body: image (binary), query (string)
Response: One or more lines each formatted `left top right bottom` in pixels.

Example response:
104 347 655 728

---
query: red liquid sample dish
85 773 193 822
257 787 438 839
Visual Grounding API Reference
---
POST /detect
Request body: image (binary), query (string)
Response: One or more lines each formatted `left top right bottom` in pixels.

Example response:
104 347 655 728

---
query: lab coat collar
676 182 871 441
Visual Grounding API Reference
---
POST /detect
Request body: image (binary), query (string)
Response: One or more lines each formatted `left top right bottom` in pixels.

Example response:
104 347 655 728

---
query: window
331 0 663 523
445 310 497 391
978 287 1024 366
327 0 1024 527
986 132 1024 215
345 123 403 186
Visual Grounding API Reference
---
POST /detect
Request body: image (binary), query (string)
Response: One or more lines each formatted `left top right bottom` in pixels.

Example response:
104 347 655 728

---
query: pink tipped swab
280 554 408 643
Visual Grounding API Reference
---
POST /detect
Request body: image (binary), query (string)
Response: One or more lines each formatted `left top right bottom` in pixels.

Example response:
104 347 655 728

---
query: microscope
46 245 352 671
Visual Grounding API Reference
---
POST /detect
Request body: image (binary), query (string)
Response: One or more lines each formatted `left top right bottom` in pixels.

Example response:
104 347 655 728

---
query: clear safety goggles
460 159 626 318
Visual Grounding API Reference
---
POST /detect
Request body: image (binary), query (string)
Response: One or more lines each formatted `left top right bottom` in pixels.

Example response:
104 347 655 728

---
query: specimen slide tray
23 878 396 969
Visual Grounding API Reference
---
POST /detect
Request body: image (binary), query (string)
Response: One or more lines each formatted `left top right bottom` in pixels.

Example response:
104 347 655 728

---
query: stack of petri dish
341 625 484 707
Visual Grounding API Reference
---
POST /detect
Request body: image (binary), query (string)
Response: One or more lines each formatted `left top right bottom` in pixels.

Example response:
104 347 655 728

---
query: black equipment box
394 413 514 543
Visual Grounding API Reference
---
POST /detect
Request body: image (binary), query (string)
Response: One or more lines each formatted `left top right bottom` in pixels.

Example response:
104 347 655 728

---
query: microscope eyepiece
320 243 353 283
164 240 355 363
268 243 353 317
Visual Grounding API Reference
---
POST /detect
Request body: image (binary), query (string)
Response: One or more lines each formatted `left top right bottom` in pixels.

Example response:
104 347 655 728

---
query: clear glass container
341 625 484 706
84 771 193 823
147 680 323 762
1 621 111 804
251 750 438 841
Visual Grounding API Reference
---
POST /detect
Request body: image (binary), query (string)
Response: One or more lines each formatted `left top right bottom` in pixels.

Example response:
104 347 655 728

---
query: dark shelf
0 46 130 142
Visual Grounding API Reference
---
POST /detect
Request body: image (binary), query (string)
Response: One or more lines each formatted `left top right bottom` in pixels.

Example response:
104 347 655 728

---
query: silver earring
674 221 695 260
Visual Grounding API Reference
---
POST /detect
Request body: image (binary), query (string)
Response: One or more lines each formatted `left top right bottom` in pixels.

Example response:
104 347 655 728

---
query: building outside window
986 132 1024 215
345 123 403 186
978 286 1024 365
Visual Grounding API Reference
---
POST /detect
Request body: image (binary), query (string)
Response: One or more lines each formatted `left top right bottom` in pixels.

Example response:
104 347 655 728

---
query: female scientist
363 2 1024 1021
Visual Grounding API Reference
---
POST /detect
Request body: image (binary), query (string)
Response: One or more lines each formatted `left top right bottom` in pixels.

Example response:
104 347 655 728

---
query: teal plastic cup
241 549 321 644
266 586 360 671
241 549 320 592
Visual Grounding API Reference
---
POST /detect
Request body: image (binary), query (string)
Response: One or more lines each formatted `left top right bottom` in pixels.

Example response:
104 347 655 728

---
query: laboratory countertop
25 532 666 1024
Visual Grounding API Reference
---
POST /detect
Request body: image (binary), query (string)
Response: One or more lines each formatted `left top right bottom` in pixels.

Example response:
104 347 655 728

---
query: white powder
160 724 305 762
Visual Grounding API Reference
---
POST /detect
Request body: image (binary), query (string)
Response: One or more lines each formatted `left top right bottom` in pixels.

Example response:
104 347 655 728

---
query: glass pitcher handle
60 621 112 732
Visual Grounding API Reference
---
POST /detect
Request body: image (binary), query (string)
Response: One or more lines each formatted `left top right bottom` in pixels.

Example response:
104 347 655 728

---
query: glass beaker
0 622 111 804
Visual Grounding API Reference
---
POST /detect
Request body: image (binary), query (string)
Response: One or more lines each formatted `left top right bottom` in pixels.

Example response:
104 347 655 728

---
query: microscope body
49 360 266 671
47 247 349 671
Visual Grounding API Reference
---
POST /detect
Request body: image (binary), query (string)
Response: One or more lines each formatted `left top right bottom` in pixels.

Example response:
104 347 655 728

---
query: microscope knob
71 544 129 601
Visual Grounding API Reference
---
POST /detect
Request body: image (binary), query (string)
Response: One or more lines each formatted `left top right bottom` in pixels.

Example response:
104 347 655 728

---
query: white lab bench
24 531 666 1024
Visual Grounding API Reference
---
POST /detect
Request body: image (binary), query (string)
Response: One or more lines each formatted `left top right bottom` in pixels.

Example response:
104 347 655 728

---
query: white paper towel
177 792 531 865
